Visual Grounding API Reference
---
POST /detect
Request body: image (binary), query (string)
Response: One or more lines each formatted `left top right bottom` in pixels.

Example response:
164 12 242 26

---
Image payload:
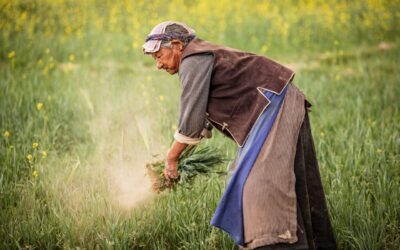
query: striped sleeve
175 53 214 144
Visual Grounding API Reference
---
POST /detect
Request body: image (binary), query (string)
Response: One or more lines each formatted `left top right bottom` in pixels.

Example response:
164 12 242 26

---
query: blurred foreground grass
1 0 400 249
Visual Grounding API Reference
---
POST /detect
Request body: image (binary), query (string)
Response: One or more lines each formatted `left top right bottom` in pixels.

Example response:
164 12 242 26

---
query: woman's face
152 40 184 75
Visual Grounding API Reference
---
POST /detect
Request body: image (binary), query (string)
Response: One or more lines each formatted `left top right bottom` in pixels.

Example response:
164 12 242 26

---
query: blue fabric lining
210 86 288 246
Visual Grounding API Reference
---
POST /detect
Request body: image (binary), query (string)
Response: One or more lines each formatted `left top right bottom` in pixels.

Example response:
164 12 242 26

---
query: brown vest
181 38 295 146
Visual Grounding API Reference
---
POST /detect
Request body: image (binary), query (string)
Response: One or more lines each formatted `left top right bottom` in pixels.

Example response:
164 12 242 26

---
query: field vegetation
1 0 399 249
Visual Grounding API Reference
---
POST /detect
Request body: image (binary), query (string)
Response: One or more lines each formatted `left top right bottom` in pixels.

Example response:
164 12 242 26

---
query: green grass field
1 0 400 249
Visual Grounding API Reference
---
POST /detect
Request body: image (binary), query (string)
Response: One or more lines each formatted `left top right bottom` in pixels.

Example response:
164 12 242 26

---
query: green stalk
145 145 225 193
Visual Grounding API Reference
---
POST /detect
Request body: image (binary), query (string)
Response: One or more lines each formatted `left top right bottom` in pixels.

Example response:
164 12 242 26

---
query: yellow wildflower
32 142 39 149
32 170 38 178
3 130 10 138
45 48 51 54
69 54 75 62
36 102 44 110
41 151 47 158
26 154 33 161
260 45 268 54
8 51 16 59
159 95 164 101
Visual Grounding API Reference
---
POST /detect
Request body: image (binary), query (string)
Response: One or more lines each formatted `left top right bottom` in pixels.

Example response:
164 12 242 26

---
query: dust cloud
106 157 155 210
85 87 166 210
46 84 169 214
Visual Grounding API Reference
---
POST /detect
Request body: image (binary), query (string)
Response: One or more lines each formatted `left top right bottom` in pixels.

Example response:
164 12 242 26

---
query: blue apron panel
210 85 289 246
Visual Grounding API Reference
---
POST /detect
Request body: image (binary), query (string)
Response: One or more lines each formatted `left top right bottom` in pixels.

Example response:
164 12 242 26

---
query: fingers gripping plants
145 145 225 193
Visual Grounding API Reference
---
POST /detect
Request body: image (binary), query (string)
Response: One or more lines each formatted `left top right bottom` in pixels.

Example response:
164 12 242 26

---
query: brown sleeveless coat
181 38 295 146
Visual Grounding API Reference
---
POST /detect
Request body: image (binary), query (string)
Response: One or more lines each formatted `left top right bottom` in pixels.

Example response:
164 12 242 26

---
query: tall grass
1 0 399 249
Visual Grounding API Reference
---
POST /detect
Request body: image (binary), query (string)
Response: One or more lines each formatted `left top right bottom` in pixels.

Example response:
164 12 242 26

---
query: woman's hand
163 157 179 181
163 140 188 181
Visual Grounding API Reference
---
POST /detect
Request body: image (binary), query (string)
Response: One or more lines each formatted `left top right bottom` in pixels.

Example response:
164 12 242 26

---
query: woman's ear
170 39 184 51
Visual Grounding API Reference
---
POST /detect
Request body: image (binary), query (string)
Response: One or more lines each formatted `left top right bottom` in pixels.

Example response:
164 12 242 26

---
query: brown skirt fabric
229 84 337 249
255 110 337 250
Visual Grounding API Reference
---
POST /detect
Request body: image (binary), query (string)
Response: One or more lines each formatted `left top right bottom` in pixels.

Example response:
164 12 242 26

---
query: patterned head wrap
143 21 196 53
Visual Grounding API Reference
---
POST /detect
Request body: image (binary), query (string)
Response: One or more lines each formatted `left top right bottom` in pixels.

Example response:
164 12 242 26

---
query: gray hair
161 24 194 48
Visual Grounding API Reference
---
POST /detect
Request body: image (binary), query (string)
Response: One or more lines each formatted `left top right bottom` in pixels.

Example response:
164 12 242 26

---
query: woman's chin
166 69 177 75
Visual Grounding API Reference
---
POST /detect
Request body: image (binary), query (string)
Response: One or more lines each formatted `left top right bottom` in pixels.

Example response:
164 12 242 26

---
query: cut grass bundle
146 145 226 193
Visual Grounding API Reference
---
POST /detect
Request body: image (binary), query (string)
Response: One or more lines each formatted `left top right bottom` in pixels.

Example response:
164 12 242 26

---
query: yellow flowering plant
3 131 11 138
36 103 44 110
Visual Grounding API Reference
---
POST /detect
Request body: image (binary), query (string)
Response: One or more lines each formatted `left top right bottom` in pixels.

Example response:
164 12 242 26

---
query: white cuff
173 130 201 145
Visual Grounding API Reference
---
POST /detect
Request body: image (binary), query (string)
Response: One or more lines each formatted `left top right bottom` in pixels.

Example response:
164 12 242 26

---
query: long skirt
255 111 337 250
211 84 337 249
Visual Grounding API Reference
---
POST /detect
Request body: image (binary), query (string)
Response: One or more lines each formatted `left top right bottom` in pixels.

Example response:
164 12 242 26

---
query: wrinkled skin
151 40 184 75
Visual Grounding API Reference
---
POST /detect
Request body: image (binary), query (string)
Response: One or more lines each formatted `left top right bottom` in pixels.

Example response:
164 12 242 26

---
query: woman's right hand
163 158 179 181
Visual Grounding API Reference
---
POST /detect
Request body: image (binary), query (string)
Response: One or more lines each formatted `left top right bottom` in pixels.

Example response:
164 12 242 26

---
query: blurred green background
1 0 399 249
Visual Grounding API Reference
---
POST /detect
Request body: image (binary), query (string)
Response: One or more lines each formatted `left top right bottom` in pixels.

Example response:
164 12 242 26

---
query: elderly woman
143 21 337 250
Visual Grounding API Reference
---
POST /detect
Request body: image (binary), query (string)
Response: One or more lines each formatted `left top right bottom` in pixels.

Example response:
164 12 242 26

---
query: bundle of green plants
145 145 225 193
